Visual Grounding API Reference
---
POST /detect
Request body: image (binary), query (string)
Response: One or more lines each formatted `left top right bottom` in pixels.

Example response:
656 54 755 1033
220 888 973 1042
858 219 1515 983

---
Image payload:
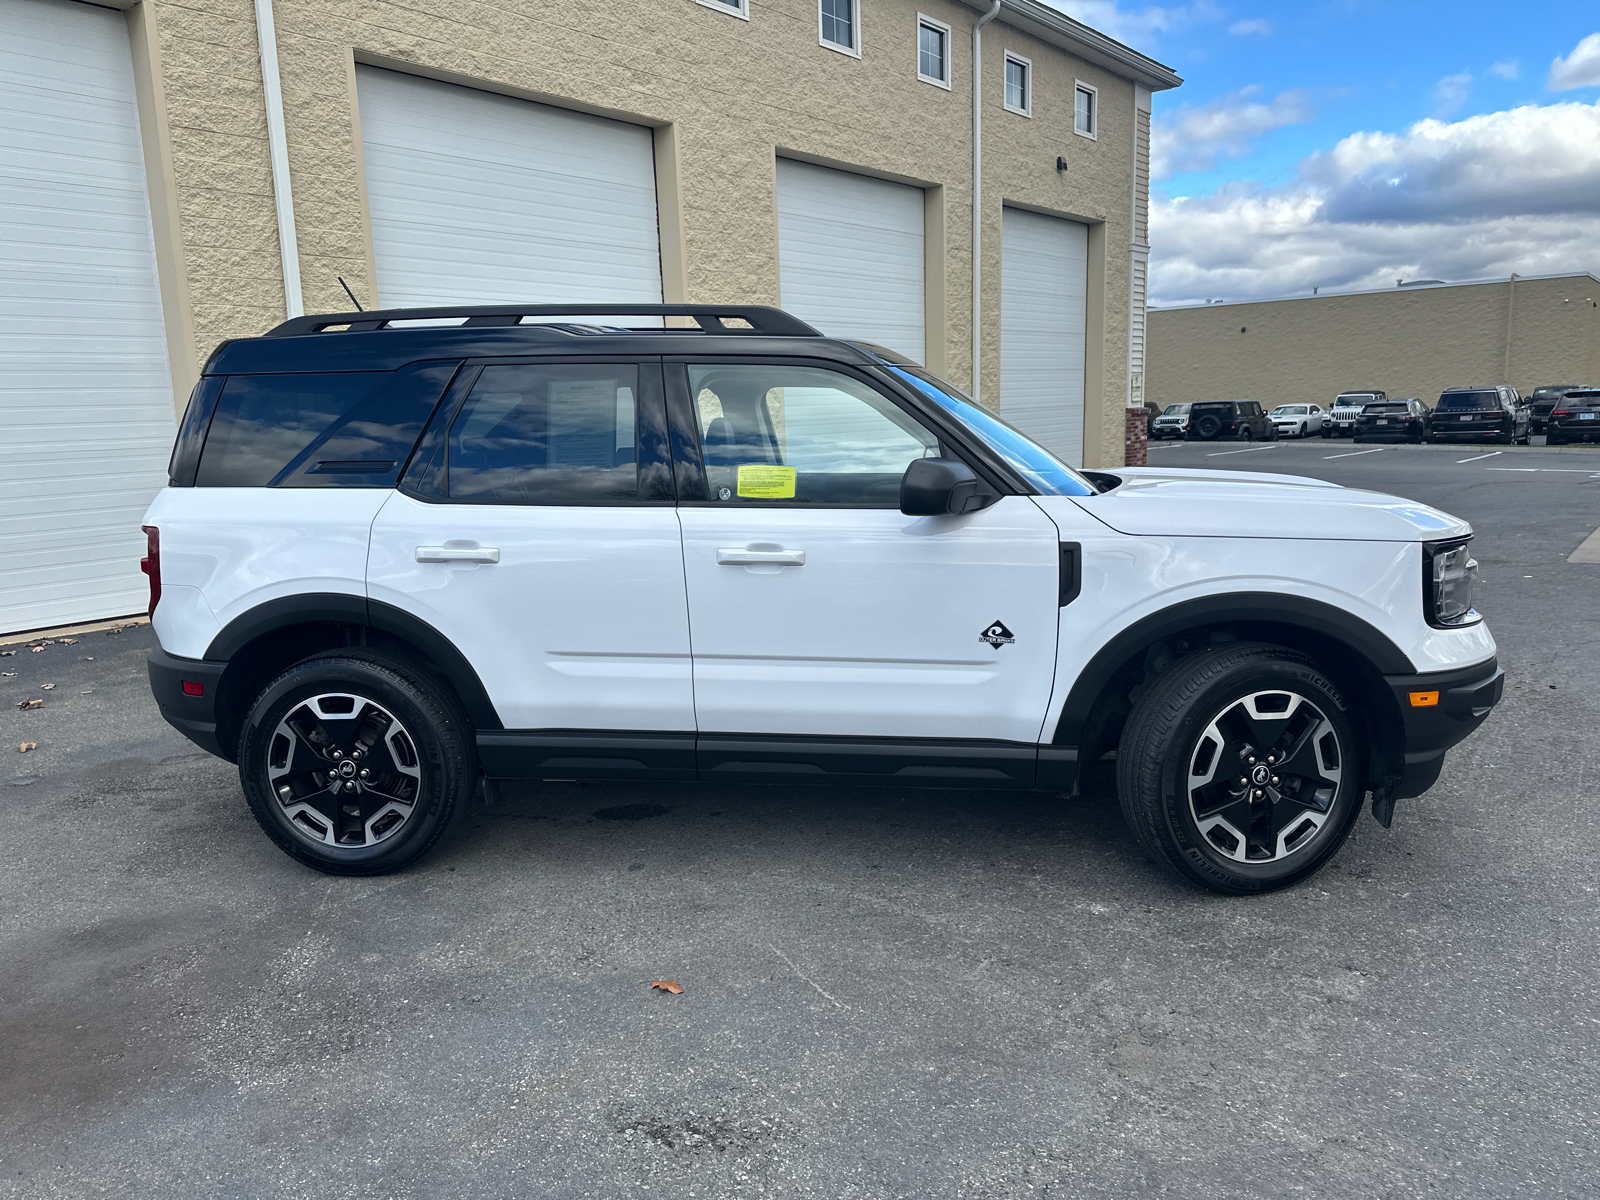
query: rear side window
195 362 458 487
447 364 644 504
1436 391 1500 411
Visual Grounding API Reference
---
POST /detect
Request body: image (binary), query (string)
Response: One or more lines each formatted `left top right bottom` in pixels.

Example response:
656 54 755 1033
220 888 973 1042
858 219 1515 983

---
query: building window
1074 82 1097 137
917 15 951 87
695 0 750 18
820 0 858 55
1003 53 1030 116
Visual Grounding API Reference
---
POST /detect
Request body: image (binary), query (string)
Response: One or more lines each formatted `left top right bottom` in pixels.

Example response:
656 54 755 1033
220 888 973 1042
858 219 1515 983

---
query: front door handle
716 548 805 566
416 545 500 563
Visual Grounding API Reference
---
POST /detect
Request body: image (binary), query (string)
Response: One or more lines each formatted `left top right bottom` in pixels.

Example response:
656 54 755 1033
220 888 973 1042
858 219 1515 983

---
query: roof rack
265 304 821 338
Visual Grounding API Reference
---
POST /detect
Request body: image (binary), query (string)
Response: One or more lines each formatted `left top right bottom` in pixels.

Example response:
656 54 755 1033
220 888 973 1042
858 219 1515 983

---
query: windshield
1271 406 1307 415
1437 391 1500 411
1532 387 1578 400
1161 403 1190 415
886 367 1095 497
1333 394 1372 407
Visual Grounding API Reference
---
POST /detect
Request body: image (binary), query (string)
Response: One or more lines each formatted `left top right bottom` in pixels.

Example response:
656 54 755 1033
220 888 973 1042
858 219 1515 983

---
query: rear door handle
415 546 500 563
716 548 805 566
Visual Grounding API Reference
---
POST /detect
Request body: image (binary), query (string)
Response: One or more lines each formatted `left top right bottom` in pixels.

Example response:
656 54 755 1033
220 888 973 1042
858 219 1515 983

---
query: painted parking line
1323 447 1384 459
1486 467 1597 473
1455 451 1502 463
1205 444 1279 457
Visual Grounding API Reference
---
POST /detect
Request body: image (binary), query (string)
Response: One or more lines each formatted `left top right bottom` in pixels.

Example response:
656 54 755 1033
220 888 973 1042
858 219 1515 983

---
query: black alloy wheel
237 651 476 875
1117 643 1365 894
1193 413 1224 439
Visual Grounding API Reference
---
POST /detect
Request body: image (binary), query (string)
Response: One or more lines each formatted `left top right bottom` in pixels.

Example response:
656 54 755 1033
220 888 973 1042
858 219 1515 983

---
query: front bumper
148 647 229 759
1380 656 1503 807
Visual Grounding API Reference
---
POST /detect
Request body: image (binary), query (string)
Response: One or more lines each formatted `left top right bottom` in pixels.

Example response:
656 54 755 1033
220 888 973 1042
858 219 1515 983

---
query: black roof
206 304 881 374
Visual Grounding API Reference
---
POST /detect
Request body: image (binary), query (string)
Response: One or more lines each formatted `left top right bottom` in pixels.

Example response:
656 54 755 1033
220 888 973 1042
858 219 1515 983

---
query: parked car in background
1324 390 1387 437
1139 399 1162 435
1268 403 1326 438
1428 386 1530 445
1545 389 1600 444
1186 400 1276 442
1355 399 1431 443
1151 403 1191 439
1527 385 1583 433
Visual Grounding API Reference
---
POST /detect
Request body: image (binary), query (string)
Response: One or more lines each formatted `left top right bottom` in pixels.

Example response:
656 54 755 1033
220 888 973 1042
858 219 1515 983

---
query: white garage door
1000 207 1088 464
775 159 925 364
0 0 174 635
356 66 662 309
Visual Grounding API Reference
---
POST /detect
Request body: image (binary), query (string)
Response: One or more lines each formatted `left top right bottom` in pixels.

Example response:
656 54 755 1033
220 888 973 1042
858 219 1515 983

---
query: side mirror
900 457 993 516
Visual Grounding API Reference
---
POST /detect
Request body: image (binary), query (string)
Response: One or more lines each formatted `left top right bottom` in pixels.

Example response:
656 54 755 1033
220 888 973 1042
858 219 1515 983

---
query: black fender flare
204 593 502 730
1050 591 1415 748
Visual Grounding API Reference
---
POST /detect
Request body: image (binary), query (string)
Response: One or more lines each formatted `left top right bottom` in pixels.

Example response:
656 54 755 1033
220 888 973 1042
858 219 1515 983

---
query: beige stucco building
1 0 1177 633
1147 273 1600 411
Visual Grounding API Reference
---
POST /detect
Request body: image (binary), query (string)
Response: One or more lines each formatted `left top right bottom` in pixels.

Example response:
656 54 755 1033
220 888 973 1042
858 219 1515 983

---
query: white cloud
1151 86 1316 179
1490 59 1520 81
1045 0 1222 45
1432 72 1472 118
1149 100 1600 307
1229 18 1270 36
1549 32 1600 91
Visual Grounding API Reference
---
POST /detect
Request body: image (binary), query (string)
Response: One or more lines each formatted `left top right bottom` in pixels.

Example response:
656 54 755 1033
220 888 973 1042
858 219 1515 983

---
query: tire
237 650 477 876
1548 431 1565 446
1237 426 1253 442
1497 429 1514 445
1320 426 1332 439
1193 414 1224 440
1116 643 1366 895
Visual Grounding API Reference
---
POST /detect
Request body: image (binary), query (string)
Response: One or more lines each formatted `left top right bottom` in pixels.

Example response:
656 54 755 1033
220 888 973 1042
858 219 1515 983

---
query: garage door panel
357 66 662 309
775 159 925 364
1000 208 1088 466
1 0 175 634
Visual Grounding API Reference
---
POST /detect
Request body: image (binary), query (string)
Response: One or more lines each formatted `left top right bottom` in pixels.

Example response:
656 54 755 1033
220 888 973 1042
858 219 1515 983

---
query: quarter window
1074 83 1097 137
688 364 940 506
918 16 950 86
447 364 643 504
820 0 857 53
1004 53 1030 116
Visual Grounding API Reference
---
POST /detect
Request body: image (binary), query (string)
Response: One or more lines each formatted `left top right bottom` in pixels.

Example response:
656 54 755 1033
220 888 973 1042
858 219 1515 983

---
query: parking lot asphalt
4 444 1598 1199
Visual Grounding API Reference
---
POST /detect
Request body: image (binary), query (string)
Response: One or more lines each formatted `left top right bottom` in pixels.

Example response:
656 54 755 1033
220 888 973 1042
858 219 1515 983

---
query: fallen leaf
80 690 93 694
648 980 684 995
1 672 13 677
61 638 78 645
19 743 36 753
40 683 55 691
0 650 14 657
18 699 43 710
30 647 43 653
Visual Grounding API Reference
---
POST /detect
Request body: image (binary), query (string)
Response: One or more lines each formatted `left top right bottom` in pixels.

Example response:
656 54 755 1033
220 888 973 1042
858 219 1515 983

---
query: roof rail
264 304 822 338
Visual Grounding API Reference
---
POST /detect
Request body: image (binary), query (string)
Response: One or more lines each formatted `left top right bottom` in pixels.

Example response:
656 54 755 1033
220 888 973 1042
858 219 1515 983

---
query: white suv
142 305 1503 894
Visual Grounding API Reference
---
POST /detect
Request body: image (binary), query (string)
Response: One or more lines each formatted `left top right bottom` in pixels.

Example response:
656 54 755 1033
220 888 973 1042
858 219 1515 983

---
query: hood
1071 467 1471 542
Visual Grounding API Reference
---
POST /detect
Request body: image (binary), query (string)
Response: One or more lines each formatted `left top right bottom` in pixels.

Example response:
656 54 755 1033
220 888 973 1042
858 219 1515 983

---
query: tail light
140 525 161 616
1552 409 1569 416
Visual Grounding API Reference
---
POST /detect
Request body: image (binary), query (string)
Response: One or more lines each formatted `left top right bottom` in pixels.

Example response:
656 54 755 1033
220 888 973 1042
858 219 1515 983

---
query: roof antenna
337 276 363 311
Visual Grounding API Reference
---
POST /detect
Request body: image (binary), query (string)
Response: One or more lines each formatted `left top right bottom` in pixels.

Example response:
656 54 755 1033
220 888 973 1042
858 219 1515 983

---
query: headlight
1423 538 1480 628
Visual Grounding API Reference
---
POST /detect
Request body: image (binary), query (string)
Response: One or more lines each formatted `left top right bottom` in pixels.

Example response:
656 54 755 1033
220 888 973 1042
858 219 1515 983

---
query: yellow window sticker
736 464 796 499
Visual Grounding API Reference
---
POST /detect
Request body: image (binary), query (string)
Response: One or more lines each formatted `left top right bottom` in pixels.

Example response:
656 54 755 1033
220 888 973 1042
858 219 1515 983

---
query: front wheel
1320 426 1333 439
1116 644 1365 894
237 651 477 875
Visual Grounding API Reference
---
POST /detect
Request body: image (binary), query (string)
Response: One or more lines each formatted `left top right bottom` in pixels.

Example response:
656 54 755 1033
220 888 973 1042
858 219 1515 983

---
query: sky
1049 1 1600 307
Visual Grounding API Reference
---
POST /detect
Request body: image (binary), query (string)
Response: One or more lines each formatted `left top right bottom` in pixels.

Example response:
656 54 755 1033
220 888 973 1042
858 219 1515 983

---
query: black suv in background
1355 398 1431 443
1185 400 1276 442
1527 385 1582 433
1429 386 1530 445
1545 389 1600 444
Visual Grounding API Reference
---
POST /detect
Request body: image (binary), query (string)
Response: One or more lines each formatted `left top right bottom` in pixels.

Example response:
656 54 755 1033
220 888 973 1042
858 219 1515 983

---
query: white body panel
355 66 662 309
0 0 175 634
367 494 693 732
141 488 389 659
775 159 926 364
1000 208 1089 465
677 497 1061 742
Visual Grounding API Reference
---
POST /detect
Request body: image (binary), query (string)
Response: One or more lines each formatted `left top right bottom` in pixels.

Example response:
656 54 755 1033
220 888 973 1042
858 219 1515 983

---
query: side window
446 363 646 504
687 364 940 505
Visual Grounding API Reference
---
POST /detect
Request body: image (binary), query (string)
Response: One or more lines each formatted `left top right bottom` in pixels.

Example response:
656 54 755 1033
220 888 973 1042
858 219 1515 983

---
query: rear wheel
237 651 476 875
1237 426 1253 442
1117 644 1365 894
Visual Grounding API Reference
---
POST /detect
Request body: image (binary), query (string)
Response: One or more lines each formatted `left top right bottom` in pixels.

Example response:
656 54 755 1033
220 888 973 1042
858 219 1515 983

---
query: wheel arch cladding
1053 592 1410 793
205 594 502 759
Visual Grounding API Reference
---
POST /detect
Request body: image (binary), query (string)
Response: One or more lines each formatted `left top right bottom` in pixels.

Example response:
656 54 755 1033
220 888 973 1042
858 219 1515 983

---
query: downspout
971 0 1001 405
1502 272 1517 384
254 0 303 319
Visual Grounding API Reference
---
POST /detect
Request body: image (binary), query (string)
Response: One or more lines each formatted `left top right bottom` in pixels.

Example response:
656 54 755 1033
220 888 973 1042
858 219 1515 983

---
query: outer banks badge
979 620 1015 650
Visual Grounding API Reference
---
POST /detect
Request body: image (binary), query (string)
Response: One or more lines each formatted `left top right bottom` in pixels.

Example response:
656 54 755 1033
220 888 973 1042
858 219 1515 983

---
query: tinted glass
1191 402 1234 414
196 364 455 488
1532 387 1578 400
889 367 1094 497
1560 393 1600 408
689 365 938 506
448 364 640 504
1436 391 1500 411
1365 403 1407 414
